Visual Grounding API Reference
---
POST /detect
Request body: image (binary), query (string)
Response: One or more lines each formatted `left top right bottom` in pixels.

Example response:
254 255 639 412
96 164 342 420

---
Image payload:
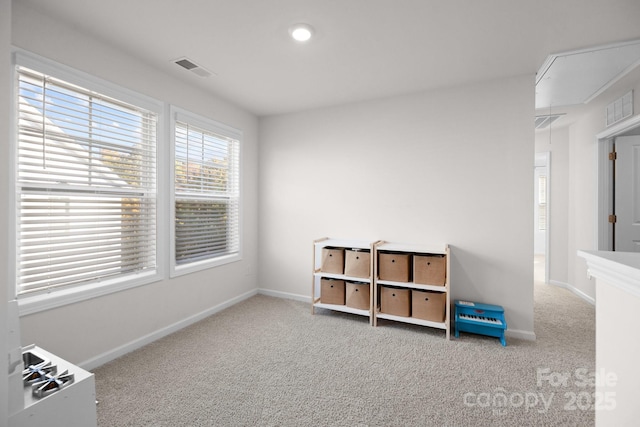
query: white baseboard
506 329 536 341
549 280 595 305
258 288 310 303
80 289 258 371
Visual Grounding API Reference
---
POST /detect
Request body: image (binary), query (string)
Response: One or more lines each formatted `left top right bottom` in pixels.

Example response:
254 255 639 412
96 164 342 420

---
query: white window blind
174 118 240 266
16 66 158 295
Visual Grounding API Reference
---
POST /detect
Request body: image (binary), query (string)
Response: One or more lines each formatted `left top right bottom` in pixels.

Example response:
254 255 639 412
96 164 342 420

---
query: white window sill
17 270 162 316
170 253 242 278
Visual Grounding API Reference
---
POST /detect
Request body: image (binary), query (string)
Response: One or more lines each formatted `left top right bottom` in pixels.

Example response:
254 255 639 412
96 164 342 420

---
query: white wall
1 0 12 423
595 275 640 426
568 67 640 299
536 126 570 284
259 75 535 337
10 2 259 366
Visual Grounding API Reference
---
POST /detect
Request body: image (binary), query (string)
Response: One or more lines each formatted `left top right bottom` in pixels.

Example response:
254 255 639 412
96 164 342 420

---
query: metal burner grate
23 360 57 385
32 369 75 398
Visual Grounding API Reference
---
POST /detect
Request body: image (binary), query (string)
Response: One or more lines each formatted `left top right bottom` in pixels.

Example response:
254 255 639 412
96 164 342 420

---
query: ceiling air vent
605 90 633 127
173 57 214 78
535 114 564 129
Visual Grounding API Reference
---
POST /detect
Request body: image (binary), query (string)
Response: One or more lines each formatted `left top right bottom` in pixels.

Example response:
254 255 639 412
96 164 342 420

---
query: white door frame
544 152 551 284
596 114 640 250
535 152 551 283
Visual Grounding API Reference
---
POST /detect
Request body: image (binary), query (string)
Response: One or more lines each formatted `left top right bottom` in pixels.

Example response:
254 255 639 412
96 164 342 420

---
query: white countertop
578 250 640 298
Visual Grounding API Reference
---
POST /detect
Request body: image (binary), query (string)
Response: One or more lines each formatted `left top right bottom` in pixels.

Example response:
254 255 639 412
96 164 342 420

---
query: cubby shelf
311 237 377 324
312 237 451 339
373 241 451 339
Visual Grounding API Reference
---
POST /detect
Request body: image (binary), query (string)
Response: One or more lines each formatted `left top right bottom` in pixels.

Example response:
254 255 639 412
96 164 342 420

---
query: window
171 108 241 276
15 55 160 304
538 175 547 231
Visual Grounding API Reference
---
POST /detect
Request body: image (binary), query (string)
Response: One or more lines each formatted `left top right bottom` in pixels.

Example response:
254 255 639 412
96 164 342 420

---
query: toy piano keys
454 300 507 346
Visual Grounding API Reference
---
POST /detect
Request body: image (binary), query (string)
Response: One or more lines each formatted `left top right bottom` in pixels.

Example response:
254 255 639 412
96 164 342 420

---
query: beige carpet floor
94 271 595 426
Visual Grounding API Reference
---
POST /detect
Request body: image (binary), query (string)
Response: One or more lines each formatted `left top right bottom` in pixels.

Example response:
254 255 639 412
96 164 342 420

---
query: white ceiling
18 0 640 116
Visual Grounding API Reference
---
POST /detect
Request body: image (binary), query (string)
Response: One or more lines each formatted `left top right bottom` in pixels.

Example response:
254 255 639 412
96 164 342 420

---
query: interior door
615 135 640 252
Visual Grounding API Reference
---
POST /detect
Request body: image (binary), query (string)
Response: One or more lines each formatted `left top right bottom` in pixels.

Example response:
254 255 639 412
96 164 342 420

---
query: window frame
169 106 242 278
12 50 166 315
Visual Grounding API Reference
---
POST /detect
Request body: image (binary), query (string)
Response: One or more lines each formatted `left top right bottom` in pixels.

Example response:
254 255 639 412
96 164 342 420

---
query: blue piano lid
455 300 504 312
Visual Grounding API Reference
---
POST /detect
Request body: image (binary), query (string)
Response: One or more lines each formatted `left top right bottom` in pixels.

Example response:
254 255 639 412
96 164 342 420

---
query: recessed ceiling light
289 23 314 42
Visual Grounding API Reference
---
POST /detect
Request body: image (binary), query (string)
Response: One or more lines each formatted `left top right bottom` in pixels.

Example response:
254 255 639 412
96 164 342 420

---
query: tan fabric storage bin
321 247 344 274
413 254 446 286
345 281 370 310
378 252 411 282
411 290 446 322
380 286 411 317
344 249 370 278
320 278 345 305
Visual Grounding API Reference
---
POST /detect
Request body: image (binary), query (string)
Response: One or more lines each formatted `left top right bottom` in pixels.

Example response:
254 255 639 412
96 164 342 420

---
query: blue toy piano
454 300 507 346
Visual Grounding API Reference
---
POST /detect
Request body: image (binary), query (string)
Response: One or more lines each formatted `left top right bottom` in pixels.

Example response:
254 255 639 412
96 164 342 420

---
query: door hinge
608 214 617 224
609 151 617 160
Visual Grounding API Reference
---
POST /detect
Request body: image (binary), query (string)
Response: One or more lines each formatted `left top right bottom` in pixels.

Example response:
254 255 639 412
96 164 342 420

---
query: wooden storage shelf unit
312 237 377 324
373 241 451 339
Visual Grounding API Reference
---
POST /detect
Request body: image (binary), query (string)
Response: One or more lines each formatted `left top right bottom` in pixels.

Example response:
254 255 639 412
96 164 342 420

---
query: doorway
614 136 640 251
597 115 640 251
534 152 550 283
